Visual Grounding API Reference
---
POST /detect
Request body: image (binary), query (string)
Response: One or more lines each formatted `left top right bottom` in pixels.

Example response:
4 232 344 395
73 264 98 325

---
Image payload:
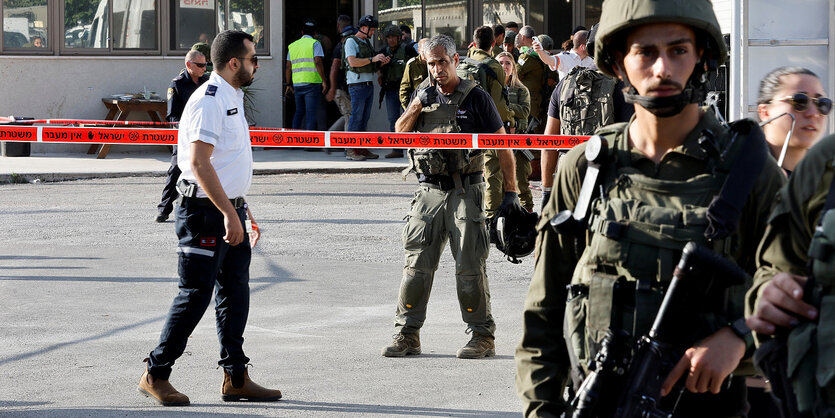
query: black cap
572 25 587 35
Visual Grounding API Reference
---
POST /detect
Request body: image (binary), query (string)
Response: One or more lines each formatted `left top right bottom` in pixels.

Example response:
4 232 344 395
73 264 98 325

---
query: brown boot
221 367 282 402
382 332 421 357
456 333 495 359
384 150 404 158
137 359 190 406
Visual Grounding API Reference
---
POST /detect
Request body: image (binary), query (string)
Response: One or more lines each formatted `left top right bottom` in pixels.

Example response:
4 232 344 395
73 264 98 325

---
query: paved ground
0 172 538 417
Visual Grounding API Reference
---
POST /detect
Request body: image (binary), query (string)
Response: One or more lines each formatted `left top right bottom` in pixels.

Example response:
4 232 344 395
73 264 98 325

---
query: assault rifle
571 242 749 418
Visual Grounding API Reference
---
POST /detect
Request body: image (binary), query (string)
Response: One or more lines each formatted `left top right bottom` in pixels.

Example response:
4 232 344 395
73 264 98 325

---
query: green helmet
594 0 727 78
383 25 401 38
504 30 517 45
537 34 554 51
191 42 211 64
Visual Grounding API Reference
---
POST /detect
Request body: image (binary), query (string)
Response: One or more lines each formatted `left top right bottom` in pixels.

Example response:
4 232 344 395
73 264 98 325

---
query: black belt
420 173 484 191
179 195 246 209
350 81 373 86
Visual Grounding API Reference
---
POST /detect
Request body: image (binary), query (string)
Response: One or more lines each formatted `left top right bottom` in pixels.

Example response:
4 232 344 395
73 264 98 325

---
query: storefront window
172 0 215 50
482 0 524 30
64 0 108 49
113 0 157 49
228 0 264 48
379 0 421 38
3 0 49 49
425 0 467 49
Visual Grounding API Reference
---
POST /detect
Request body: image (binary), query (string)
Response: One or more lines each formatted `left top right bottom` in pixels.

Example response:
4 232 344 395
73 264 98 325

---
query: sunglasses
236 56 258 66
189 61 207 68
779 92 832 115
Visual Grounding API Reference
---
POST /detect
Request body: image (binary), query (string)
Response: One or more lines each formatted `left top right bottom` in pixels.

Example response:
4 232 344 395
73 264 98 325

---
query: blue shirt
344 36 375 85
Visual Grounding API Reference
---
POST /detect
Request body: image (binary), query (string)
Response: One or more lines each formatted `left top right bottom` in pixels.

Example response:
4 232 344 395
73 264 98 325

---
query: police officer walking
155 50 209 223
383 34 522 359
515 0 786 416
138 30 282 406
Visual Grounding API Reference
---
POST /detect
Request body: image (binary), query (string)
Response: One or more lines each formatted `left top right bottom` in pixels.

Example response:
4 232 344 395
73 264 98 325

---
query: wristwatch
728 317 754 357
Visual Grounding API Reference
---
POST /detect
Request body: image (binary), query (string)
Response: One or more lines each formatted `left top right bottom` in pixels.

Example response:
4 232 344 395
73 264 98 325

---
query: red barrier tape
0 122 590 150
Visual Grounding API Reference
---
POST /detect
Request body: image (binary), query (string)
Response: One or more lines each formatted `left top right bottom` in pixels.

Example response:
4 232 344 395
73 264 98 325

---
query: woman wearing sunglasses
757 66 831 174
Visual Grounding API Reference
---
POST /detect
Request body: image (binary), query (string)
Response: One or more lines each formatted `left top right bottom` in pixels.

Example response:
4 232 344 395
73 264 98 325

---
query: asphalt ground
0 172 537 417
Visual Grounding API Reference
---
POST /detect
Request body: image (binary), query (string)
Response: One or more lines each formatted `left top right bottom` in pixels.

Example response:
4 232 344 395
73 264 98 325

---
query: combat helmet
491 208 538 264
358 15 379 29
383 25 401 38
594 0 727 117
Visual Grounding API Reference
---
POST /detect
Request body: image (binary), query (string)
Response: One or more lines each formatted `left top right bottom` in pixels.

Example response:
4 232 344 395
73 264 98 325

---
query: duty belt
179 195 246 209
420 172 484 191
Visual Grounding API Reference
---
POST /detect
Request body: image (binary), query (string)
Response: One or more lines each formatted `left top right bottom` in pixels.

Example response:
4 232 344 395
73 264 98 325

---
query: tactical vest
382 43 408 87
565 120 753 367
403 78 484 176
287 37 323 84
508 85 528 132
559 67 617 135
342 35 377 74
789 182 835 415
456 57 500 93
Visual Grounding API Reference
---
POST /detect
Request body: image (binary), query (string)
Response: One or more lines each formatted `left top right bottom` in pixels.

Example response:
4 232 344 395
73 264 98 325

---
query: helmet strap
617 62 707 118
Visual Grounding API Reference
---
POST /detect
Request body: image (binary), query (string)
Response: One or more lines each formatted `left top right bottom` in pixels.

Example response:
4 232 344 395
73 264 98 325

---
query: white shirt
551 50 596 80
177 72 253 199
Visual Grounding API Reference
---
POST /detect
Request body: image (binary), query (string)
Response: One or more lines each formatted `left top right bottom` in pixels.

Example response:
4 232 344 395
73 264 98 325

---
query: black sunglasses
236 56 258 66
779 92 832 116
189 61 207 68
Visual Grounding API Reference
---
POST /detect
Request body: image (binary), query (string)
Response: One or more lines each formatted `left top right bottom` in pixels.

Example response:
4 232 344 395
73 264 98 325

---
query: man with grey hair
383 34 524 360
156 49 210 223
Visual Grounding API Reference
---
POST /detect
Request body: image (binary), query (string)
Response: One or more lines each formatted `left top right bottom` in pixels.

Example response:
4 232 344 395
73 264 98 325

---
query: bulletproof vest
559 67 617 135
342 35 377 73
382 44 408 87
403 78 484 176
508 86 528 132
565 119 753 366
788 177 835 415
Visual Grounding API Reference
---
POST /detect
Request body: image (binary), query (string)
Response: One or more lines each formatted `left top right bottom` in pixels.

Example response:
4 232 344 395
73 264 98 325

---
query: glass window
584 0 602 31
425 0 468 50
482 0 524 31
3 0 49 50
228 0 264 49
113 0 157 49
171 0 216 50
379 0 421 38
64 0 108 49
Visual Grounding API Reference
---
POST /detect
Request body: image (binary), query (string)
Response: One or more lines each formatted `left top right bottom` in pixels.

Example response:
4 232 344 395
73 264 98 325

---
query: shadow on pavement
276 400 516 416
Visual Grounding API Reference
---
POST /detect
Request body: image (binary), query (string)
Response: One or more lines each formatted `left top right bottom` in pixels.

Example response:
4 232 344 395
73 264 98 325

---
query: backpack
559 66 618 135
456 57 500 92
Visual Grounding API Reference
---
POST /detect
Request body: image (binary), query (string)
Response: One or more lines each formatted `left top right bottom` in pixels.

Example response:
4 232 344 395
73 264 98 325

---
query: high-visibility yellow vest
288 37 322 84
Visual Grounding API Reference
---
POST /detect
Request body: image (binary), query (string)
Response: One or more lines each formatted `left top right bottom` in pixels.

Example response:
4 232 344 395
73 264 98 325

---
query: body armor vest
566 120 749 367
343 36 377 74
508 85 528 133
403 79 484 176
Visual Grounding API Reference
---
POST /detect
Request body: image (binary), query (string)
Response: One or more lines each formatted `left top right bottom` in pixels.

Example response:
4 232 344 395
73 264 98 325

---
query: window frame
0 0 56 55
167 0 269 56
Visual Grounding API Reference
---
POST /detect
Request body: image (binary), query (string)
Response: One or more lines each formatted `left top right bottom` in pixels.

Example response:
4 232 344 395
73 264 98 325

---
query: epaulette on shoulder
172 73 186 82
205 85 218 96
406 56 418 66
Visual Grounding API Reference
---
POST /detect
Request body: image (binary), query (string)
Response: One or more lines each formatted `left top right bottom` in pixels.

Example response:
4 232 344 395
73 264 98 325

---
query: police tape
0 124 590 150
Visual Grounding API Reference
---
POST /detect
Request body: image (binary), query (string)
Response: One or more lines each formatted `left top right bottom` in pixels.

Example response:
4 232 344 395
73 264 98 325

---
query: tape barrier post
0 122 590 150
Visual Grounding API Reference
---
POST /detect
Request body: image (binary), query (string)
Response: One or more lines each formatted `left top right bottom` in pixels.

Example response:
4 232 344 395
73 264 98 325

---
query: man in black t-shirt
383 34 521 360
325 17 354 131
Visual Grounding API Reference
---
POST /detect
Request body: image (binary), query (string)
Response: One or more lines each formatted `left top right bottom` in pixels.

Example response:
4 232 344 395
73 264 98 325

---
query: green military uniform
468 48 513 126
748 135 835 416
399 56 428 110
516 111 786 416
395 78 500 340
516 48 547 132
484 84 532 217
491 44 503 57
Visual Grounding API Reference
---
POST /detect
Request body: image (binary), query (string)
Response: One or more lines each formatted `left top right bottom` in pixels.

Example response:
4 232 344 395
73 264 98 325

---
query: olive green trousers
484 150 533 217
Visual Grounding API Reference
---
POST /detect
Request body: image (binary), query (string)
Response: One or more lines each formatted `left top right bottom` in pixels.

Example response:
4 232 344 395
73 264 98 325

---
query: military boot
221 367 282 402
137 359 190 406
456 332 495 359
382 332 421 357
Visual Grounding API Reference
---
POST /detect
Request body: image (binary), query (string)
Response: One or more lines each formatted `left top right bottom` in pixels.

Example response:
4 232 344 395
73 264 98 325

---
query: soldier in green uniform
399 38 429 110
515 26 548 134
379 25 418 158
491 24 505 57
746 134 835 417
514 0 786 416
382 34 520 360
503 30 520 62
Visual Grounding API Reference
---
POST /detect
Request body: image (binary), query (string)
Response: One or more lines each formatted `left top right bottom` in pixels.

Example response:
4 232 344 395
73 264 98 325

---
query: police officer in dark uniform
155 50 210 223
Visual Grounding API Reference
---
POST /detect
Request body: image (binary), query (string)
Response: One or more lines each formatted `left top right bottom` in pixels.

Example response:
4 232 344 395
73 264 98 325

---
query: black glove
497 191 525 219
416 83 438 107
541 190 551 209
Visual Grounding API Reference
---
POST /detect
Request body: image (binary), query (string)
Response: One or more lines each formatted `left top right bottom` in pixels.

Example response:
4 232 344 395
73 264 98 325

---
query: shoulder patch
167 88 174 100
227 108 238 116
205 85 218 96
